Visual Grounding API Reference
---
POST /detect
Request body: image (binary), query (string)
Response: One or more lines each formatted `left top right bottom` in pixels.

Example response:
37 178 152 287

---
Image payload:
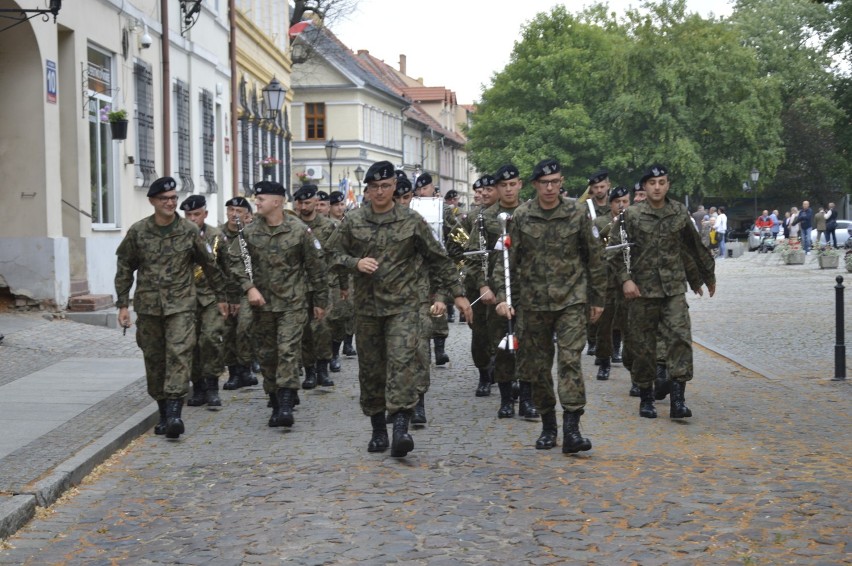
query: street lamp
354 164 364 198
324 138 340 192
750 167 759 220
261 77 287 119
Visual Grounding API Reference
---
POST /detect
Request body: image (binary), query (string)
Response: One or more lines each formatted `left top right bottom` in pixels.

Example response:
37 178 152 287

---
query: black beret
317 190 330 202
414 172 433 189
473 175 496 189
329 191 345 204
147 176 177 197
609 186 630 202
531 158 561 181
494 164 520 181
293 184 318 201
394 177 413 197
640 164 668 185
588 169 609 185
633 182 644 193
225 196 253 211
444 190 459 200
255 181 287 197
179 194 206 211
365 161 395 182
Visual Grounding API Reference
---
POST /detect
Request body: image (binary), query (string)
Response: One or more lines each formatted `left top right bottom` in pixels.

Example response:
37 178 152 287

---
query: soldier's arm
114 229 139 308
303 228 329 310
325 219 361 273
680 221 716 288
416 219 463 304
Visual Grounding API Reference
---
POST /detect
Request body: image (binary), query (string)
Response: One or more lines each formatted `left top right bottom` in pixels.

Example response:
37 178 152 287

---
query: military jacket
327 203 463 316
464 203 518 291
229 215 328 313
305 213 343 290
610 198 715 298
115 214 226 316
595 213 623 293
495 198 605 311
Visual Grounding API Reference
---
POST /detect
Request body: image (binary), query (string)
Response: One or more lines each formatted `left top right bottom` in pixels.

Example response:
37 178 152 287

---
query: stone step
70 279 89 297
67 294 114 312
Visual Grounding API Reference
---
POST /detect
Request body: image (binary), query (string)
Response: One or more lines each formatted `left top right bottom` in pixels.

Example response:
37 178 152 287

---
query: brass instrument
194 231 220 281
235 216 254 282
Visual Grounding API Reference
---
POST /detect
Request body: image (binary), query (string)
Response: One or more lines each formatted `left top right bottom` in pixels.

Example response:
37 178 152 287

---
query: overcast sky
333 0 735 103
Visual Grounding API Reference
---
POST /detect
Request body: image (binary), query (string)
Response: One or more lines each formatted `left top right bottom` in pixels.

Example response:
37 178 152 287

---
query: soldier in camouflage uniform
442 189 464 324
327 161 472 458
295 185 338 389
495 159 606 454
316 190 331 217
180 195 236 408
466 164 539 421
578 170 612 358
610 165 715 419
326 190 353 373
229 181 328 429
115 177 229 440
220 197 259 390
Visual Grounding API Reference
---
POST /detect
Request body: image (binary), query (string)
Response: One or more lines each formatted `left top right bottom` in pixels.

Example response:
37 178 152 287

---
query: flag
342 177 357 207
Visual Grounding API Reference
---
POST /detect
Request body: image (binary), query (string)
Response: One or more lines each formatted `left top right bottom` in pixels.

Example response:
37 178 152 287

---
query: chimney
399 54 407 75
357 49 369 56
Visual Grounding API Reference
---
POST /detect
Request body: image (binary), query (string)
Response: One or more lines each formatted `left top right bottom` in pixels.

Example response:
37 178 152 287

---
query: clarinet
235 216 253 282
497 212 518 352
617 209 631 275
477 208 488 278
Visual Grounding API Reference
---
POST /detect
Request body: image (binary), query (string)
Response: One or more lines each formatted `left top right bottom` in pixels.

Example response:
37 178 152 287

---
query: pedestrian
769 209 780 238
814 207 827 246
327 161 472 458
228 180 328 429
789 207 800 242
795 202 814 253
782 211 791 239
610 164 716 420
180 194 234 408
494 158 606 453
115 177 229 439
691 205 706 229
713 206 728 259
825 202 838 248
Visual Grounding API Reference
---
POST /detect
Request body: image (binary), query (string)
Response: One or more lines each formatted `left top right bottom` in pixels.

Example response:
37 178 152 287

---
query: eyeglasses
156 195 179 202
367 182 395 192
535 178 563 187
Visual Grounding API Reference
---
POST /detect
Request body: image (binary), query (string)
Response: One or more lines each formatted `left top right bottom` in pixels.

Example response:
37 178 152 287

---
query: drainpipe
229 0 237 196
161 0 171 173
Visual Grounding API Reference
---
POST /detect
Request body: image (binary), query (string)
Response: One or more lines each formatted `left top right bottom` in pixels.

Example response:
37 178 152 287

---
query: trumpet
194 233 220 281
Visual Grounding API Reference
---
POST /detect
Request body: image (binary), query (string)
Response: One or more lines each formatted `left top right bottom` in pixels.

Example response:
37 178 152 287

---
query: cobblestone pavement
1 252 850 564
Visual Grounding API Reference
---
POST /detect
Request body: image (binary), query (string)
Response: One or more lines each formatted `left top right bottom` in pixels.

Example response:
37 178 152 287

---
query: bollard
833 275 846 381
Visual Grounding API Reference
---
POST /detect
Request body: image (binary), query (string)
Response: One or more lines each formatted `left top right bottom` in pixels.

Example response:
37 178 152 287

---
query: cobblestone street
1 252 850 564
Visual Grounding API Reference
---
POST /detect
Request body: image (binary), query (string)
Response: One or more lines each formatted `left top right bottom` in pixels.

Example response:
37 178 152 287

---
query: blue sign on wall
46 60 57 104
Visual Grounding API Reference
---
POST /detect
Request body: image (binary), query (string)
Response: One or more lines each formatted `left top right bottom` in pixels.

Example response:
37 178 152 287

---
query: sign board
46 60 57 104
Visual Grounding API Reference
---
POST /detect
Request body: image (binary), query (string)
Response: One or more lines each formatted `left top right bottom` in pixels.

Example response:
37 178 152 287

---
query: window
200 89 217 193
305 102 325 140
87 46 117 227
174 79 193 191
134 61 157 187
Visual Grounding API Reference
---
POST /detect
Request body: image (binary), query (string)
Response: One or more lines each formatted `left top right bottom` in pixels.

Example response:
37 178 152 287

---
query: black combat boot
205 377 222 407
639 385 657 418
412 393 427 425
302 365 317 390
518 381 539 420
611 331 623 364
316 360 334 387
586 340 597 357
629 383 641 397
367 413 389 453
251 360 261 374
223 365 241 390
267 392 279 426
165 398 185 439
446 303 455 323
272 388 295 427
239 364 258 387
154 400 168 435
342 334 357 356
434 337 450 366
654 364 671 400
562 410 592 454
390 411 414 457
497 382 515 418
596 358 611 381
669 381 692 419
512 380 520 400
535 411 558 450
187 380 207 406
475 368 491 397
330 341 342 373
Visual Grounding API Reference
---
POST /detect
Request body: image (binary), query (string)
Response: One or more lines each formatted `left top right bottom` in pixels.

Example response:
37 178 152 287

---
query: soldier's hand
247 287 266 307
454 296 473 326
429 301 446 317
707 283 716 297
692 286 704 297
357 257 379 275
117 307 131 330
340 289 349 300
622 280 641 300
313 307 326 321
217 302 229 318
229 303 241 316
589 306 603 324
479 286 497 305
495 302 515 320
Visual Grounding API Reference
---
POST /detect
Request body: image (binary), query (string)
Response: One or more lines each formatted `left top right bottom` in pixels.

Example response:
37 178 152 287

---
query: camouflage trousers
466 280 491 369
327 314 355 342
486 304 517 384
302 307 332 366
222 295 254 367
594 286 626 360
516 304 588 415
192 300 225 383
625 294 693 387
327 288 355 341
416 304 433 394
253 309 309 393
136 311 196 400
355 310 421 416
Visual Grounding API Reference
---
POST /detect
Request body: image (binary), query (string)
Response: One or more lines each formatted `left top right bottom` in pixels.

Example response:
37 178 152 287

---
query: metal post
834 275 846 381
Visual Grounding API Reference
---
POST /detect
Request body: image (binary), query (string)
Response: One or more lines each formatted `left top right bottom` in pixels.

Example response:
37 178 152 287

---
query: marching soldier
495 159 606 453
329 190 346 222
327 161 472 458
326 190 352 373
180 195 234 408
115 177 228 440
229 181 328 429
610 165 715 419
316 190 331 217
442 189 464 323
579 169 611 358
295 185 338 389
466 164 538 421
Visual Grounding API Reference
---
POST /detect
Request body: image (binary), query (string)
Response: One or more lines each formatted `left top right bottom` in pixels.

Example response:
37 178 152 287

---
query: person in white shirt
713 206 728 259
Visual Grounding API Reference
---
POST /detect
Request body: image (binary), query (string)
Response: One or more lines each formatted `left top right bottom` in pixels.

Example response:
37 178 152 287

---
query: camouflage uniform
115 214 226 401
584 199 610 354
220 223 255 371
300 213 338 370
593 213 626 363
327 203 462 416
495 197 606 415
229 214 328 395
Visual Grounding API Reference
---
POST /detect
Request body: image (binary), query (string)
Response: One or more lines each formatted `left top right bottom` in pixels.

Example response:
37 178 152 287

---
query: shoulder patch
313 238 322 250
592 225 600 239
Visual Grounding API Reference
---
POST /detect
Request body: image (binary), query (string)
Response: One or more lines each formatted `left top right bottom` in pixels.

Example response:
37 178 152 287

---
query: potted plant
258 156 282 171
100 105 128 140
816 245 840 269
295 171 313 186
845 250 852 273
781 243 805 265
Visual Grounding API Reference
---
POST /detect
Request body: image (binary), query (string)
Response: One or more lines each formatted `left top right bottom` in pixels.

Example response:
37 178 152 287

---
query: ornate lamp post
750 167 759 220
261 77 286 118
354 164 364 198
324 138 340 192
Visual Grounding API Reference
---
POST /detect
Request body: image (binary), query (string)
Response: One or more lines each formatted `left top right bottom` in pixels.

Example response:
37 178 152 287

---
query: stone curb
692 336 780 382
0 402 158 540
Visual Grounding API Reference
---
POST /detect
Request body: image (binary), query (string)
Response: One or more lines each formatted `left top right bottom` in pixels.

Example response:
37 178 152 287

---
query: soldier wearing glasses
115 177 229 440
